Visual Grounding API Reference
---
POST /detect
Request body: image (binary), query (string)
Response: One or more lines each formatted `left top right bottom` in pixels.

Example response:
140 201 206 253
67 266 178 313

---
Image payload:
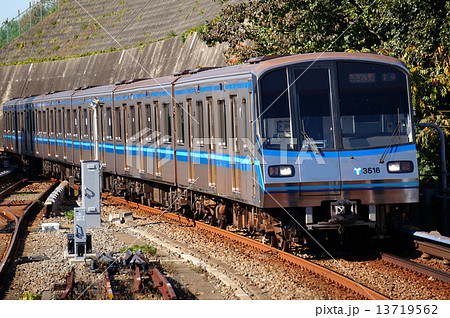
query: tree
200 0 449 180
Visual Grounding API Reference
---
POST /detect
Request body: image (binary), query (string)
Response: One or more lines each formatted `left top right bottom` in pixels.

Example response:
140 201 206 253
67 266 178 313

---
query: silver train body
2 53 419 246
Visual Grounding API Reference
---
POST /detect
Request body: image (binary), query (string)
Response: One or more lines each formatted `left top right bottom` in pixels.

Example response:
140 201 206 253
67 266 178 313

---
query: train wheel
270 235 278 248
280 238 290 252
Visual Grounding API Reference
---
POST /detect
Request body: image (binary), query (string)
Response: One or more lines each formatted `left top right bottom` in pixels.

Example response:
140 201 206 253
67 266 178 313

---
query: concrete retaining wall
0 34 227 144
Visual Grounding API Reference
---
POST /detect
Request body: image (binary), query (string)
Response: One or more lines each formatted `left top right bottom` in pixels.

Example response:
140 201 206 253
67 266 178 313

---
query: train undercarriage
11 156 404 251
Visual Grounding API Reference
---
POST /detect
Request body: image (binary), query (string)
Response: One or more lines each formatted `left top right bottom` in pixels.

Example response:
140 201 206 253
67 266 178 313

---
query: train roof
175 52 408 85
3 52 408 106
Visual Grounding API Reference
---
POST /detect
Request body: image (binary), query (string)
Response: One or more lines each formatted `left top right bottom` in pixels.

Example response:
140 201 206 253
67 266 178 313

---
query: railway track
0 179 56 283
381 253 450 284
102 193 390 300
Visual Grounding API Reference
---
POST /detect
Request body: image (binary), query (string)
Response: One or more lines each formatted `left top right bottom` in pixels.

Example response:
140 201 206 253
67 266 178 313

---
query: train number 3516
353 167 381 175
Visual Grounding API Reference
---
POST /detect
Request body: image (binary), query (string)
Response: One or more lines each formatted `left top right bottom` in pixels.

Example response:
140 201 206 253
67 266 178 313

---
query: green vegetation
200 0 450 181
20 292 41 300
181 24 205 44
119 244 157 256
64 209 74 220
0 0 59 48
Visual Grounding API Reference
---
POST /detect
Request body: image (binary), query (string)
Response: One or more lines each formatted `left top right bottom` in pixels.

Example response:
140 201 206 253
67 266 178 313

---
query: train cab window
105 107 113 139
294 68 334 150
176 103 185 145
195 101 204 146
162 103 172 143
217 100 227 148
259 68 293 150
337 62 412 149
115 107 122 140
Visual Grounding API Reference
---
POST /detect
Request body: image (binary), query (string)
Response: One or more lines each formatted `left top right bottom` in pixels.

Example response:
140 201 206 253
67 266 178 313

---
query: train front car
254 53 418 246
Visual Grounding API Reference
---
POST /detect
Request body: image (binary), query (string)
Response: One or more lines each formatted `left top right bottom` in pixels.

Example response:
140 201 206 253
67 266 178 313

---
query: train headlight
387 161 414 173
268 165 295 178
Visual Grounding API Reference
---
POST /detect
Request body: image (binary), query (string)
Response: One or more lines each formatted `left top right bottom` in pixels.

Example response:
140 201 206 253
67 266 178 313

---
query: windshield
258 61 413 151
337 62 412 149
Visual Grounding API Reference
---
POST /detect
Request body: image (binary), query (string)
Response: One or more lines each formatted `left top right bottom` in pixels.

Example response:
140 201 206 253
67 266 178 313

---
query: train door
123 103 129 170
73 107 81 163
154 101 162 176
50 107 57 158
192 100 208 189
206 97 216 187
141 103 154 176
64 107 71 161
17 108 23 154
230 95 241 193
81 107 87 160
292 66 341 196
13 106 18 152
57 108 64 159
174 99 189 186
99 104 105 163
137 102 144 173
187 99 194 183
44 109 49 156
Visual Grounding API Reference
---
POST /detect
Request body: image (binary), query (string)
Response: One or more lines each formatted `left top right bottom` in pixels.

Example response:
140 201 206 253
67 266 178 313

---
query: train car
2 52 419 249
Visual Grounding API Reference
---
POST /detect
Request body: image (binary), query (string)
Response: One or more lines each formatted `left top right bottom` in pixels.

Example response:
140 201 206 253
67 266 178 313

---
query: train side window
162 103 172 143
73 109 79 137
218 99 227 148
57 109 62 134
35 111 39 134
42 110 47 134
61 108 65 135
115 107 122 140
83 108 89 138
49 110 54 134
137 102 143 143
106 107 113 140
130 104 136 140
145 104 153 141
241 98 248 140
66 109 71 137
176 103 185 145
196 101 204 146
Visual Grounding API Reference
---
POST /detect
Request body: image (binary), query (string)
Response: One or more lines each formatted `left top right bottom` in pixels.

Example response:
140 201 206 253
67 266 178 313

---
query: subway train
2 53 419 249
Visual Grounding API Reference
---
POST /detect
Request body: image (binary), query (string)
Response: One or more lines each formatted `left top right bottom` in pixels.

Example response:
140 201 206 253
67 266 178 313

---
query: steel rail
59 270 75 300
103 194 390 300
105 271 116 300
150 267 177 300
381 253 450 284
0 181 56 281
415 240 450 263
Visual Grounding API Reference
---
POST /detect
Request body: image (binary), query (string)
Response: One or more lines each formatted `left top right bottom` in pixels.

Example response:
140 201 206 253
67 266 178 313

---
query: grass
119 244 157 256
64 209 74 220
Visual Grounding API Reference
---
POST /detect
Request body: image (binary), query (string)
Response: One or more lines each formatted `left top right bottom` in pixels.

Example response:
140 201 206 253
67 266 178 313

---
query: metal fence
0 0 60 49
